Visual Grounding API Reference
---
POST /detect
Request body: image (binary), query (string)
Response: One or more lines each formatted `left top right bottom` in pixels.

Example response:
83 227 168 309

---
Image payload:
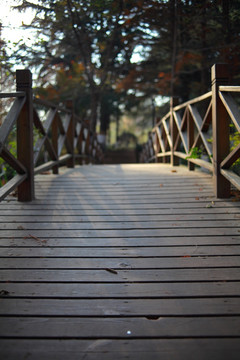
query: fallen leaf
159 184 163 187
24 234 47 245
105 268 118 275
231 190 240 201
195 197 199 200
171 170 177 173
0 290 10 296
182 255 191 258
17 225 25 230
206 204 213 208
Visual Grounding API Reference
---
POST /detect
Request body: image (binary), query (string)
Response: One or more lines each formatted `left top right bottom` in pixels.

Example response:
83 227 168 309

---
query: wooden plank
3 213 240 223
0 91 25 98
33 178 212 186
221 169 240 191
0 236 239 247
0 228 239 238
0 256 239 269
1 220 239 230
2 198 239 209
1 298 240 316
1 316 240 338
1 281 239 298
33 185 215 192
1 245 240 257
30 194 215 202
0 339 239 360
32 179 214 185
173 91 212 111
219 85 240 92
179 156 213 172
34 180 214 186
0 97 26 145
34 160 58 175
0 207 239 216
221 143 240 169
0 268 239 282
33 187 214 194
1 213 240 222
1 146 27 174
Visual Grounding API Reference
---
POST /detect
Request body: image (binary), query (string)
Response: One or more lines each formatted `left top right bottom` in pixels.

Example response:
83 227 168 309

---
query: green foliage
230 124 240 175
0 140 17 187
186 147 202 159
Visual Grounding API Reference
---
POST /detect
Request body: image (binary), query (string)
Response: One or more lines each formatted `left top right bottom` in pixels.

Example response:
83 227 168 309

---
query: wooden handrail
140 64 240 198
0 69 104 202
0 92 26 98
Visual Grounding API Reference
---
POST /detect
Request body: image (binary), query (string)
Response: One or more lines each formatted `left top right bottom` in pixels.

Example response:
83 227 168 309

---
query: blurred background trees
3 0 240 146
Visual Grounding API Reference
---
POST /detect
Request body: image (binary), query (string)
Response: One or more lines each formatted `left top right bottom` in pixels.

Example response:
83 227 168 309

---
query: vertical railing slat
170 97 179 166
187 107 195 171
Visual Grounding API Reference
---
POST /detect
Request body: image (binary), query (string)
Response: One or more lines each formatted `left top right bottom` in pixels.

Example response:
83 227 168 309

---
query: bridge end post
16 69 35 202
211 63 230 198
170 97 179 166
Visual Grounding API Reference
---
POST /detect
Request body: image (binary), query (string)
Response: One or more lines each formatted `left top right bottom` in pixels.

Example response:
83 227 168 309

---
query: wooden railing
140 64 240 198
0 69 103 202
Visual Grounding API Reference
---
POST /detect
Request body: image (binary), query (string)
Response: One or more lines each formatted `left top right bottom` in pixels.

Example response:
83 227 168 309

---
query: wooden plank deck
0 163 240 359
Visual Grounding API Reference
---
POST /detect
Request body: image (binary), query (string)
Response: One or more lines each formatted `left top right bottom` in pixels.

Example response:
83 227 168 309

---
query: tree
116 0 240 102
13 0 149 133
152 0 240 100
10 0 240 141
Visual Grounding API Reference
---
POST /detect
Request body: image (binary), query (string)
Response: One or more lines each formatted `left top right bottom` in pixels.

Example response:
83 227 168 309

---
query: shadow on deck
0 164 240 359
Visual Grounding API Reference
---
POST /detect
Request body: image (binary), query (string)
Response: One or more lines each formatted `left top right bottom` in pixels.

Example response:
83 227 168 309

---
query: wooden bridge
0 65 240 359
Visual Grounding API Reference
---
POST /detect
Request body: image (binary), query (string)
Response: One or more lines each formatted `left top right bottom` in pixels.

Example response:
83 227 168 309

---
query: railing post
155 117 161 163
66 100 75 168
211 64 230 198
16 69 35 201
187 108 195 171
170 97 179 166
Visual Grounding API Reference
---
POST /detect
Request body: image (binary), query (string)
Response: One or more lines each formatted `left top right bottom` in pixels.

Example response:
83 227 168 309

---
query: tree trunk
89 90 99 132
170 0 178 97
200 0 208 94
98 96 111 148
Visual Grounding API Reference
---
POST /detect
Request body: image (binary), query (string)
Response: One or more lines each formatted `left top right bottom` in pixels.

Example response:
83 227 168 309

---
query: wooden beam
211 64 230 198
